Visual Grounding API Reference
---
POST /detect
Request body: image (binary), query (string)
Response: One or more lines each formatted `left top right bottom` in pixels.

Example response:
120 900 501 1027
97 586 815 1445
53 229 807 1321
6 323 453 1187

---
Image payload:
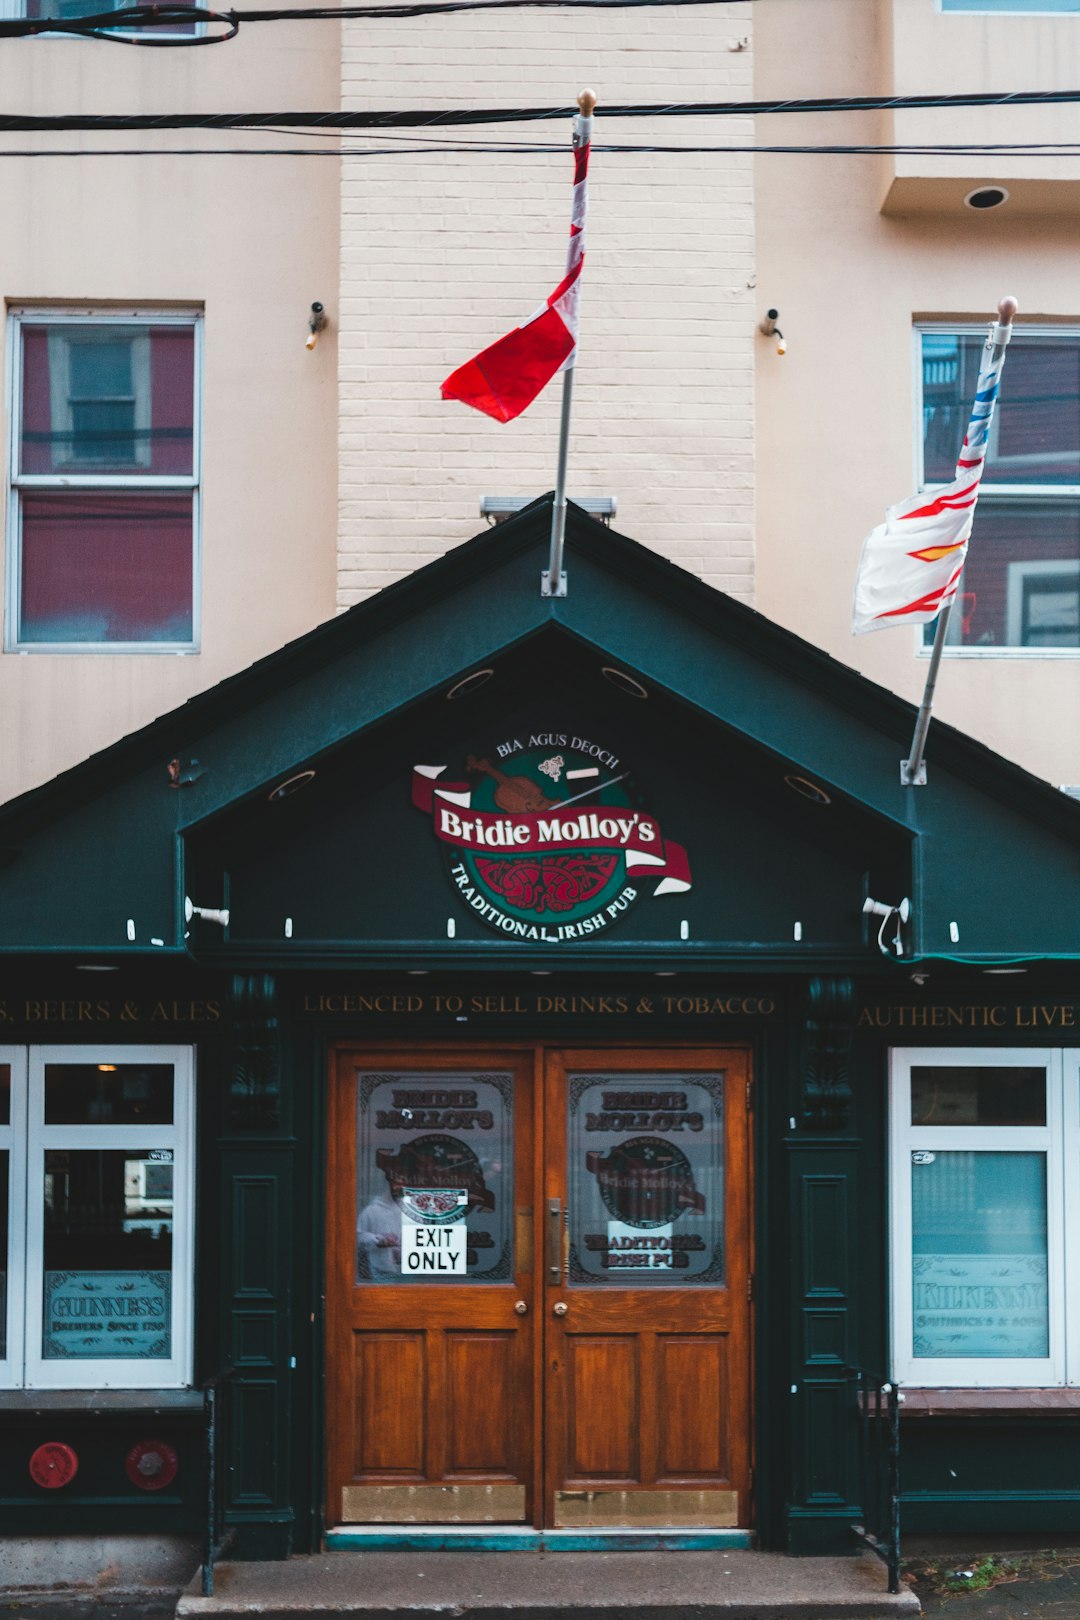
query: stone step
176 1549 920 1620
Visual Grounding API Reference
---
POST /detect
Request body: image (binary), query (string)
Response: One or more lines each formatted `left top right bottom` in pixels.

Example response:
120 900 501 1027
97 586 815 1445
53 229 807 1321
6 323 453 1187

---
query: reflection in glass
911 1150 1048 1359
42 1148 172 1360
568 1074 725 1287
923 334 1080 487
355 1072 513 1284
44 1064 174 1125
910 1066 1046 1127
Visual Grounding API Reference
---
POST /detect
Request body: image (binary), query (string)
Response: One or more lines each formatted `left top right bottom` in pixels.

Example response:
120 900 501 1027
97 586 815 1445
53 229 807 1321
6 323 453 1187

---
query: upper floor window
0 1046 195 1390
942 1 1079 11
0 0 199 35
917 326 1080 653
6 310 202 652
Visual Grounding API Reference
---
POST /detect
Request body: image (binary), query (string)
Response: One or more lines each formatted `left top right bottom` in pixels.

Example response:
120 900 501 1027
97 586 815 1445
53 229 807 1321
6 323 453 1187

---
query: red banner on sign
412 765 691 896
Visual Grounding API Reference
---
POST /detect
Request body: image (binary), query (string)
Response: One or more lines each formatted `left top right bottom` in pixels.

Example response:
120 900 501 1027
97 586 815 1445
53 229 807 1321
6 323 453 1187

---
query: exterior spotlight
306 302 329 351
759 308 786 356
863 896 911 958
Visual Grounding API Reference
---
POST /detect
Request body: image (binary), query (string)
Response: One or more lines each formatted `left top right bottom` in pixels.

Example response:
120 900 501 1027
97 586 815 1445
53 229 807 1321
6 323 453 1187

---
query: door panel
327 1048 535 1524
543 1048 751 1528
327 1042 752 1531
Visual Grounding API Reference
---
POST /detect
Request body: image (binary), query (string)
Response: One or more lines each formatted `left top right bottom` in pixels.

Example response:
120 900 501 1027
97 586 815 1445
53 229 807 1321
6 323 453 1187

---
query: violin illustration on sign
411 735 692 943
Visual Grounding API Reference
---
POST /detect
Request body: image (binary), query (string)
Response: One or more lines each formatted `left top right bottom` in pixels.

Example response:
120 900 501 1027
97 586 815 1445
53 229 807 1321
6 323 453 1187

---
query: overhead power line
3 86 1080 130
3 141 1080 158
0 0 755 44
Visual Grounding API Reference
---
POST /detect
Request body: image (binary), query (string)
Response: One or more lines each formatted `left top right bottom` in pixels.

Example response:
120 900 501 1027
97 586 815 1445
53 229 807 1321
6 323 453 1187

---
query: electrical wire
5 86 1080 129
0 0 775 45
3 141 1080 157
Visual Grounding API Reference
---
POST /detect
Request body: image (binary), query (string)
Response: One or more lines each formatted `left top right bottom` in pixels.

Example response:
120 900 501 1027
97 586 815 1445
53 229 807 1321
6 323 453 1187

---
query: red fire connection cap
29 1442 79 1489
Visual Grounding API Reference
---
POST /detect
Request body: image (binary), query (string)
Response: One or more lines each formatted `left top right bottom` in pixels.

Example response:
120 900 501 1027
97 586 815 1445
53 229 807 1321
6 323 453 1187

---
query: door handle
553 1302 568 1317
546 1199 563 1283
514 1300 528 1315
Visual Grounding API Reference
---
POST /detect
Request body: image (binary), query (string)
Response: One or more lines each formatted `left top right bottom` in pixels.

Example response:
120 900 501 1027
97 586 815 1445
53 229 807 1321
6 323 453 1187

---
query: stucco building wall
0 24 341 804
754 0 1080 786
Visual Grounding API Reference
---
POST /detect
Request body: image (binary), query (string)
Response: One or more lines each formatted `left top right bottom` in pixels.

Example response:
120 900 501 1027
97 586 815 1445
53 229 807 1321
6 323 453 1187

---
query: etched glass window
568 1073 724 1286
911 1150 1049 1359
355 1071 513 1284
42 1148 173 1362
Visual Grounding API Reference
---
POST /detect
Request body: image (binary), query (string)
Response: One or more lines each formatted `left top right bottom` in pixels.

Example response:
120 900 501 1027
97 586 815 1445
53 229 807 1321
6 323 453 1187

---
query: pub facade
2 500 1080 1568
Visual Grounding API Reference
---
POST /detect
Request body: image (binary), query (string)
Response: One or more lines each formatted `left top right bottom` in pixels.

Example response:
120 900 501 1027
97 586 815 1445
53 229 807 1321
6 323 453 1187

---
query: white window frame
0 1048 28 1389
5 307 203 655
939 1 1079 13
0 1044 195 1390
0 0 206 39
890 1047 1073 1387
912 323 1080 658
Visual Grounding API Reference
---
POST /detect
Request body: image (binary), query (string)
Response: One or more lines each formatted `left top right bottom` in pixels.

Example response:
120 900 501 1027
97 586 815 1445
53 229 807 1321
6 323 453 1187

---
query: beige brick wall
339 2 755 605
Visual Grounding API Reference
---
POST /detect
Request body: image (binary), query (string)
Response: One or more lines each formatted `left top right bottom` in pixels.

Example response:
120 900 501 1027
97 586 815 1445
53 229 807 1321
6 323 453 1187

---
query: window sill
900 1388 1080 1418
0 1389 203 1413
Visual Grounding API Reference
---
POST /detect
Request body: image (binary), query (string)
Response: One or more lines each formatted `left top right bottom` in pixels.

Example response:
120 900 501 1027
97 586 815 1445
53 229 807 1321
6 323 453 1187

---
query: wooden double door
327 1044 752 1530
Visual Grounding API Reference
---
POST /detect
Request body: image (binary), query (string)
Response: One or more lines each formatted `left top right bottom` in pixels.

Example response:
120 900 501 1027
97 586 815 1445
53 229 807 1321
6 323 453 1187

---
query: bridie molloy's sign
412 733 692 942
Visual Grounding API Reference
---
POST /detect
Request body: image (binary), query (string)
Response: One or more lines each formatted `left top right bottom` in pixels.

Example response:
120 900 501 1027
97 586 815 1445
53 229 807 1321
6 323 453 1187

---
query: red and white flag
440 124 591 423
852 312 1014 634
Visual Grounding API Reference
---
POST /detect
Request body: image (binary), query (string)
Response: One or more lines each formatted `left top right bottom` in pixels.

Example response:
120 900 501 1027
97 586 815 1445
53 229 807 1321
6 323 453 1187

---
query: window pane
356 1072 514 1284
20 489 194 645
42 1148 172 1361
923 333 1080 487
942 0 1078 10
0 1065 9 1126
0 1152 7 1360
44 1063 173 1126
911 1065 1046 1126
911 1150 1049 1359
921 500 1080 649
20 323 194 476
568 1074 725 1286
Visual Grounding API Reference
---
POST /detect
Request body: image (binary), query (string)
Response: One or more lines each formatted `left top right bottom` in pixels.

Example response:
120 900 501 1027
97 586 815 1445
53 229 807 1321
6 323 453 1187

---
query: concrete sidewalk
175 1550 920 1620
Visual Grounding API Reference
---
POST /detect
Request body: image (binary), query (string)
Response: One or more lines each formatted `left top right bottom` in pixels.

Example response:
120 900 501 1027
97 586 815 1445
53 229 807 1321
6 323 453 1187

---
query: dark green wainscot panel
901 1406 1080 1534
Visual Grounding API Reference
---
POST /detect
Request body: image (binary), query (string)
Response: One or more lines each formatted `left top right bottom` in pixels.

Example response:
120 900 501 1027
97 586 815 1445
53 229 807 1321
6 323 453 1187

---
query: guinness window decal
355 1071 513 1284
568 1073 725 1287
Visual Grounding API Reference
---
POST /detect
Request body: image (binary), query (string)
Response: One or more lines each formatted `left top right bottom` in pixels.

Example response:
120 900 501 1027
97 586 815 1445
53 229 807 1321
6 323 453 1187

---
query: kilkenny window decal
411 733 692 942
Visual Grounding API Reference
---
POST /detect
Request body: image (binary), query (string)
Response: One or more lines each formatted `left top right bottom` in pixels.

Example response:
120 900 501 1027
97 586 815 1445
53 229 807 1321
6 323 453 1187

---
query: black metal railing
202 1365 236 1597
846 1365 900 1596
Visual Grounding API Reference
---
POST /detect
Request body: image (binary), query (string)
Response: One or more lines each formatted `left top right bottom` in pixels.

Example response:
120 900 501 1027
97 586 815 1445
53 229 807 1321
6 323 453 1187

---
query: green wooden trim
324 1527 753 1552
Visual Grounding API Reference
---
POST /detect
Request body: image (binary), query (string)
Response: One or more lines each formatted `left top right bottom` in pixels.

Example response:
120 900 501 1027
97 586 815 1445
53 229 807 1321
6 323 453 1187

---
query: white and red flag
852 308 1015 634
440 121 591 423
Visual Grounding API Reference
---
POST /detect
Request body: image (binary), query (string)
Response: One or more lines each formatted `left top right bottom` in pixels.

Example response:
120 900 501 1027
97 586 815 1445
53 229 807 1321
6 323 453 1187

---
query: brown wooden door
327 1047 537 1525
327 1043 752 1530
542 1048 752 1529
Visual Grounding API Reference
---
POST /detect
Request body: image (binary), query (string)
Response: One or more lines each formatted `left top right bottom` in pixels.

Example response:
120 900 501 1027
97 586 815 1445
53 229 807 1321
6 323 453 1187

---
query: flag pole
542 87 596 599
900 296 1017 787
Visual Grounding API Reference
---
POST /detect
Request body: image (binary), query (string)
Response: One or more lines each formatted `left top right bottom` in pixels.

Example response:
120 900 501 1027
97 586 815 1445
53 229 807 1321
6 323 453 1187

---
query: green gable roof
1 496 1077 969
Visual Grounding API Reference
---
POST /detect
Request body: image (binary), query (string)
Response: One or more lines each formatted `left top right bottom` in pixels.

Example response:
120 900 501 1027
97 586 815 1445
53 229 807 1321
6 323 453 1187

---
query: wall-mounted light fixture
184 897 230 929
864 895 911 958
306 302 329 351
759 308 786 356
